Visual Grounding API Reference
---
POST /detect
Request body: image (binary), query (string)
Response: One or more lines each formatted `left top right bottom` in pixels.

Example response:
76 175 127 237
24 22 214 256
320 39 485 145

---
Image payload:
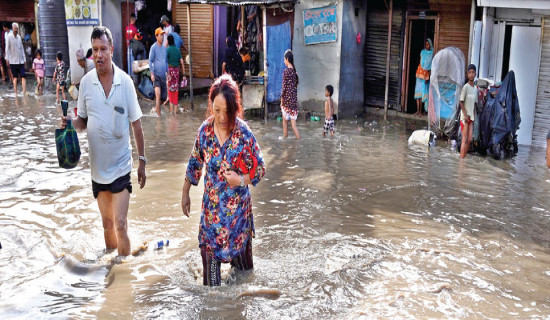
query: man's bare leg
12 77 18 96
112 189 130 256
21 77 26 95
97 191 118 251
154 87 161 116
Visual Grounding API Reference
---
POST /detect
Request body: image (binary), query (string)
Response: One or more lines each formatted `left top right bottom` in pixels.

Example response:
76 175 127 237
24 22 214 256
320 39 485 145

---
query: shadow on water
1 87 550 319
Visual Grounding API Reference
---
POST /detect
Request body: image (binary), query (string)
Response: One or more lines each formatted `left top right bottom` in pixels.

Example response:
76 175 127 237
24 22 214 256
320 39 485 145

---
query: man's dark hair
56 51 63 61
326 85 334 96
91 26 113 46
130 13 136 19
86 48 92 58
167 34 174 46
4 22 11 29
174 24 180 34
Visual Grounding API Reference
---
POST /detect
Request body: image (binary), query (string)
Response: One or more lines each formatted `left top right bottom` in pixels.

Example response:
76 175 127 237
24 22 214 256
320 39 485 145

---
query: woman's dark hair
36 49 42 57
91 26 113 45
86 48 93 59
56 51 62 61
284 49 299 85
167 34 175 46
207 74 244 131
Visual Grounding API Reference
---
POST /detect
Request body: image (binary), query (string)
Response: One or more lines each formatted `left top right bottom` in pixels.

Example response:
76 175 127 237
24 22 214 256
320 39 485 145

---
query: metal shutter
364 8 404 109
173 4 214 78
533 18 550 148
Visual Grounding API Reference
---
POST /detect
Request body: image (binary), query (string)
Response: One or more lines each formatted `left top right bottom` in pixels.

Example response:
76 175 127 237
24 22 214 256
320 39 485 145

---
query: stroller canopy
428 47 465 132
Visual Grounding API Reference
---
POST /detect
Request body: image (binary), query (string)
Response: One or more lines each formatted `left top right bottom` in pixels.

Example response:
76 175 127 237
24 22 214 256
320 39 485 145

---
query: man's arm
131 119 146 189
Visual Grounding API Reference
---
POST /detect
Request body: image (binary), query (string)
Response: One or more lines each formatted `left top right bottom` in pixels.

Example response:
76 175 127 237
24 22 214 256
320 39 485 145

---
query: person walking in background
60 26 146 257
32 49 45 95
3 23 14 85
323 85 335 137
413 38 433 117
126 13 138 73
459 64 478 159
160 15 173 47
280 49 300 139
181 74 265 286
5 22 26 96
149 27 168 117
164 34 186 116
171 24 187 52
222 37 244 87
74 48 95 89
52 51 66 104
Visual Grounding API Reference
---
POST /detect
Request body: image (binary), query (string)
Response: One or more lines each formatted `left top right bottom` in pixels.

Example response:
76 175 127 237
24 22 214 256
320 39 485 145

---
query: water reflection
1 88 550 318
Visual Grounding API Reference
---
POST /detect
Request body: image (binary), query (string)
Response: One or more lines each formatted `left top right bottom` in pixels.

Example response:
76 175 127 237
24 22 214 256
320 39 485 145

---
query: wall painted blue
338 0 367 117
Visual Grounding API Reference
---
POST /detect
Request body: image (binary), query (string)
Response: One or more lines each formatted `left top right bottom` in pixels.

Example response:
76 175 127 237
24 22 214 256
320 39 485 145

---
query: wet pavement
1 85 550 319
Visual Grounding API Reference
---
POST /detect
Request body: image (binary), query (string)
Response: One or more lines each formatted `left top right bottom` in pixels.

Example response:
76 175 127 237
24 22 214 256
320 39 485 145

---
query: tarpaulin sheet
267 21 291 103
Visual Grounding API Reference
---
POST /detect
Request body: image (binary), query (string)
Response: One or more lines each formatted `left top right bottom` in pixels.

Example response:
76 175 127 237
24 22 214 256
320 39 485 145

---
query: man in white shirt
5 22 26 95
160 15 173 47
60 26 147 256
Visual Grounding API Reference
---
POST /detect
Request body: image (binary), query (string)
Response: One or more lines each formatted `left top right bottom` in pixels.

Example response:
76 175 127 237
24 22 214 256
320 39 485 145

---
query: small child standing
32 49 45 95
52 51 66 104
323 85 335 137
459 64 478 159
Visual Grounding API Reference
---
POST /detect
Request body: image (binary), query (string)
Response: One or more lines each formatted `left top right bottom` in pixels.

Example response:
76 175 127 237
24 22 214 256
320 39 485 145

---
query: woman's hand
223 170 241 188
181 191 191 217
181 180 192 217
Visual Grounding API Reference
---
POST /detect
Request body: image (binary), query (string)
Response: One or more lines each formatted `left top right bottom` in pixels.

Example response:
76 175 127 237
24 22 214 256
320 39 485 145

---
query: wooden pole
187 4 194 110
384 0 393 121
263 6 267 121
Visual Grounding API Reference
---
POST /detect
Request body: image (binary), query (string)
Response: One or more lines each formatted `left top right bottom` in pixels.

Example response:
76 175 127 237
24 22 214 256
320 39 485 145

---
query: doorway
402 17 437 114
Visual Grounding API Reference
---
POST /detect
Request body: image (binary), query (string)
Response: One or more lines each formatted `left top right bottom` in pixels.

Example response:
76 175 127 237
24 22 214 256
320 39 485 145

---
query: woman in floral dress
280 49 301 139
181 74 266 286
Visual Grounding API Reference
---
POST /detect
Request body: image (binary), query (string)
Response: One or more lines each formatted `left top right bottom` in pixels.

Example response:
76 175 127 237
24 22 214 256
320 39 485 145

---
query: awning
477 0 550 10
178 0 296 5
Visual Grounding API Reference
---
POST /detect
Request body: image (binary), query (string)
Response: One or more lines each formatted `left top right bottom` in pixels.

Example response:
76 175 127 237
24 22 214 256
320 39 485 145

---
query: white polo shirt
77 64 143 184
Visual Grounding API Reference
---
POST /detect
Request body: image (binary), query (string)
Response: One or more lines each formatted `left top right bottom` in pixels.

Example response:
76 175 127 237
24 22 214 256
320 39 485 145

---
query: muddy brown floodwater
1 88 550 319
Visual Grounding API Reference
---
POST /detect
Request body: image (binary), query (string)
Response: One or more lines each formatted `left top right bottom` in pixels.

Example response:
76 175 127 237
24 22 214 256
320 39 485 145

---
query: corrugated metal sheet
432 0 470 58
0 0 35 23
178 0 295 5
533 19 550 148
174 4 214 78
364 8 404 108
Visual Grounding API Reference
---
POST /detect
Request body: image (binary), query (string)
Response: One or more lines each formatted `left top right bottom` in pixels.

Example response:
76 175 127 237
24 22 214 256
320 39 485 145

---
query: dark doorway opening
501 24 513 80
406 19 435 114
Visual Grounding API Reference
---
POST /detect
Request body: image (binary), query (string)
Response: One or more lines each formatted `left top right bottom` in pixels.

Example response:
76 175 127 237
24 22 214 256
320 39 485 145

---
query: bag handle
61 100 69 117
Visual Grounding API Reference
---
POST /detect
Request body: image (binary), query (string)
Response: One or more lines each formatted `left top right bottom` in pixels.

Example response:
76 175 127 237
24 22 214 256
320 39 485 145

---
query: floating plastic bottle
154 240 170 250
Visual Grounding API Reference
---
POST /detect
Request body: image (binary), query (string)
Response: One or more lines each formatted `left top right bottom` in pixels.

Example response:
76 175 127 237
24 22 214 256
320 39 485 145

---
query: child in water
52 51 67 104
32 49 45 95
323 85 335 137
459 64 478 159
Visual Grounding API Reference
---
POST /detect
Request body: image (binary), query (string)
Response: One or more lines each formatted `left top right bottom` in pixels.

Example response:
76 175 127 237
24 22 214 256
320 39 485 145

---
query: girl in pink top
32 49 45 95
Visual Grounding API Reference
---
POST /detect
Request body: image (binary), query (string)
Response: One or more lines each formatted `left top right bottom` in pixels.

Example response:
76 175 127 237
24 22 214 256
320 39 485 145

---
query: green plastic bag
55 100 81 169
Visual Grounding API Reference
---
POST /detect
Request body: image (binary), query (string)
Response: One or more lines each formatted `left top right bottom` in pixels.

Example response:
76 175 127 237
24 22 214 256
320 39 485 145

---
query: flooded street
1 88 550 319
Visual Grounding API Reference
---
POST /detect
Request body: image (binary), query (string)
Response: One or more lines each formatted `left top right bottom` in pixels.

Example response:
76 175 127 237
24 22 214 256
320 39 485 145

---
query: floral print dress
55 61 65 85
186 117 266 263
281 67 298 117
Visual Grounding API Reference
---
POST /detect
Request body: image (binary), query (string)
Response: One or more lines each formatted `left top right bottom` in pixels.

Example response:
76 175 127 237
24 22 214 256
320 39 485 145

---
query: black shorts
92 172 132 199
153 75 167 100
10 64 25 78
